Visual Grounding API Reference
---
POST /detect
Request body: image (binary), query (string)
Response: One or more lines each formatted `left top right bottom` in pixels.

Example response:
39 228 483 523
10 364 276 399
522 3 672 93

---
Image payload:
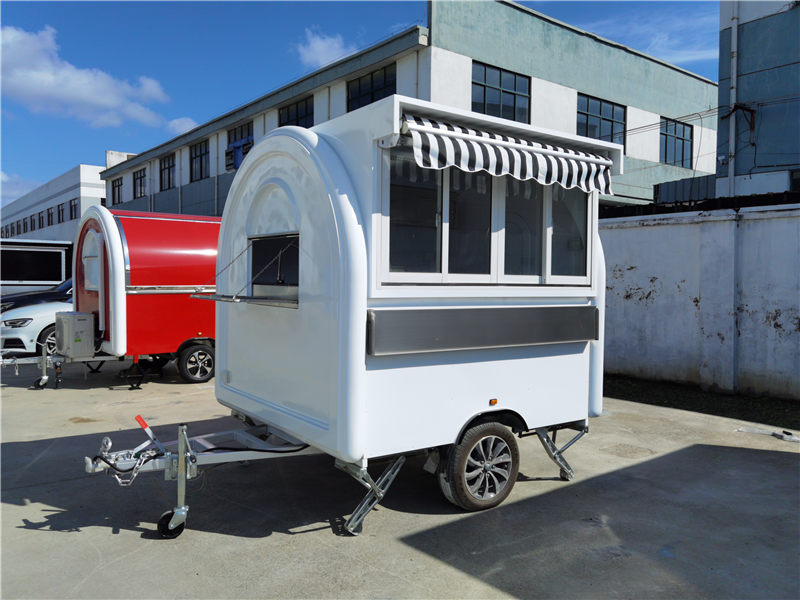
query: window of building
279 96 314 128
57 203 65 224
22 219 28 233
190 140 209 181
577 94 625 147
29 215 36 232
46 208 54 226
384 146 590 285
112 178 123 205
10 223 15 237
471 62 530 124
225 122 254 171
249 233 299 305
160 154 175 191
660 117 693 169
38 211 45 229
133 168 146 199
347 63 396 112
69 198 79 220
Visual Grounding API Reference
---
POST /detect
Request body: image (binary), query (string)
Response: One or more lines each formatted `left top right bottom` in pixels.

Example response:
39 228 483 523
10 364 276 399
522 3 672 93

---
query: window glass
449 170 492 274
504 177 543 276
389 148 441 273
82 232 101 291
551 186 587 277
250 234 299 301
471 61 530 124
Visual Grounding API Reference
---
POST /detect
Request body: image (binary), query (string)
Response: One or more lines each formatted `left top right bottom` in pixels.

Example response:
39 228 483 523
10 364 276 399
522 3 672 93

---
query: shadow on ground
3 418 798 598
401 444 799 599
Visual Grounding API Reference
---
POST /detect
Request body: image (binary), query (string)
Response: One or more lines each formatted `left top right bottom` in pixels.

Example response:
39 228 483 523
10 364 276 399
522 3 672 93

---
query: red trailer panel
72 207 220 382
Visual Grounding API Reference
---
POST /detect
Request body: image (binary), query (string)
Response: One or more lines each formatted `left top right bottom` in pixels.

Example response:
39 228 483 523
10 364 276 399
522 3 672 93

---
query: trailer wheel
37 325 57 356
177 344 215 383
440 422 519 511
157 510 185 539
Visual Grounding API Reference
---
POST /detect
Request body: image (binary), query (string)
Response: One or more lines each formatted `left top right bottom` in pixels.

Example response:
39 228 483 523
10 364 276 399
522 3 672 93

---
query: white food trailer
86 96 622 537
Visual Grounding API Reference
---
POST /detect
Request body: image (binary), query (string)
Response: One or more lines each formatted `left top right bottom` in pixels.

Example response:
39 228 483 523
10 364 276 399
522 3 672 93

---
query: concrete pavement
1 360 798 598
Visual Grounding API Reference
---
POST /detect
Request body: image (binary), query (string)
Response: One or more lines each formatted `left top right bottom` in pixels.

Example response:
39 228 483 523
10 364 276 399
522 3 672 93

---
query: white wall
530 77 576 132
600 205 800 399
329 81 347 119
427 47 471 111
625 107 660 163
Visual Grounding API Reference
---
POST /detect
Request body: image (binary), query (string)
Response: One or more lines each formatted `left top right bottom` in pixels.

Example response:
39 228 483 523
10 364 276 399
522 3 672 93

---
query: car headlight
3 318 33 328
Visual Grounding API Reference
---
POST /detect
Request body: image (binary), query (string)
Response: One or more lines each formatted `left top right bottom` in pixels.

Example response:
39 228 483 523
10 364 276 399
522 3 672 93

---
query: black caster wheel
157 510 185 539
31 378 47 390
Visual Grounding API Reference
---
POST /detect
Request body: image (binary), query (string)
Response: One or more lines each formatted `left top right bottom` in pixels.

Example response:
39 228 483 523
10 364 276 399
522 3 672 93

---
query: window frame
46 207 54 227
38 211 45 229
190 140 210 182
347 63 397 112
279 97 314 128
69 198 79 220
29 215 36 231
247 232 300 307
160 154 176 191
660 117 693 169
133 168 146 199
378 146 592 288
111 178 123 205
577 93 626 149
225 122 254 171
57 203 65 224
471 61 531 124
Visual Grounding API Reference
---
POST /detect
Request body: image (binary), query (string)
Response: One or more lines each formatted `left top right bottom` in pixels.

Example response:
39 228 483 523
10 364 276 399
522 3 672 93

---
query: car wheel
37 325 57 356
177 344 214 383
440 421 520 511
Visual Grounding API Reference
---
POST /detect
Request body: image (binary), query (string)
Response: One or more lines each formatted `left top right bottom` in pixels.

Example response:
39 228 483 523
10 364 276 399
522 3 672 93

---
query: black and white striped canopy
402 114 613 195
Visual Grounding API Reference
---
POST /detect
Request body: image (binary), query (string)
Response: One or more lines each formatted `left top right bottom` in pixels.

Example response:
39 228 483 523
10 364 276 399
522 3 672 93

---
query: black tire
37 325 57 356
177 344 214 383
157 510 185 539
439 421 520 511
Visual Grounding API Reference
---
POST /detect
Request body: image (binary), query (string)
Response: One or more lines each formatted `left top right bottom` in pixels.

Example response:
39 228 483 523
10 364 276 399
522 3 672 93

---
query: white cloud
1 25 195 132
576 7 719 68
295 28 357 70
166 117 199 135
1 171 41 206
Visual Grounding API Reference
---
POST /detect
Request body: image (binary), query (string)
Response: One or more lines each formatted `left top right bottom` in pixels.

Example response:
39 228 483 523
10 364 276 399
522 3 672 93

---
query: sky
0 0 720 206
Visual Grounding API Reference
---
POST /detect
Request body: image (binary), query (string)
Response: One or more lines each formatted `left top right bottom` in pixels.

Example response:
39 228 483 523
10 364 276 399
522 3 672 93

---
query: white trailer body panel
216 96 620 465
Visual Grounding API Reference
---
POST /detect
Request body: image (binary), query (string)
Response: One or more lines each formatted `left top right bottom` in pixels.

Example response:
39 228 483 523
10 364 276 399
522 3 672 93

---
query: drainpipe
728 2 739 197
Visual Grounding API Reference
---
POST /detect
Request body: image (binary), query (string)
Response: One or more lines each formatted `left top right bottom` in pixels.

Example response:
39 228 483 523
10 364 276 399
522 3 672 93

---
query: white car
1 300 72 355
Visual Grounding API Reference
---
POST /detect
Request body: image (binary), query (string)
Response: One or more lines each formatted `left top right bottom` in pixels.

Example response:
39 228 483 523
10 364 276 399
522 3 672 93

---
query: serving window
382 146 591 286
249 233 299 303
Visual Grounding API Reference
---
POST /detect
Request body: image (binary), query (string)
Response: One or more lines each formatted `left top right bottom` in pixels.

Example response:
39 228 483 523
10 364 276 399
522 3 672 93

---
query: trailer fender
454 410 528 445
176 338 215 355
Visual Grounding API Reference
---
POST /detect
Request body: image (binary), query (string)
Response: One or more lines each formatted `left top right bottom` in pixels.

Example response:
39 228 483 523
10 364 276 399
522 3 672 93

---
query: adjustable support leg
86 361 105 373
336 456 406 535
535 426 587 481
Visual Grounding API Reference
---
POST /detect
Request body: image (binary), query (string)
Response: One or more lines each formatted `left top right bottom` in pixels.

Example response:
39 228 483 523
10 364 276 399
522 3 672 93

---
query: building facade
101 0 718 213
716 1 800 197
1 164 105 242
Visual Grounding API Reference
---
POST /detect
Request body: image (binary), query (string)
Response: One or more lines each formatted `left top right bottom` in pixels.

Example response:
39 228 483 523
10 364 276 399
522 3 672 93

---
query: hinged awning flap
401 114 613 195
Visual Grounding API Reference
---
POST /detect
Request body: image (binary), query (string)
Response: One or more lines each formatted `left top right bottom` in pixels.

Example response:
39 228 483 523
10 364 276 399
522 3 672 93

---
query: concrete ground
1 360 798 599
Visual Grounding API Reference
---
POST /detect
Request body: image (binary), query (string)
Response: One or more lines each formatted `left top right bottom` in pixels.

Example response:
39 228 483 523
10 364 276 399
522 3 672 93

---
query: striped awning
401 114 613 195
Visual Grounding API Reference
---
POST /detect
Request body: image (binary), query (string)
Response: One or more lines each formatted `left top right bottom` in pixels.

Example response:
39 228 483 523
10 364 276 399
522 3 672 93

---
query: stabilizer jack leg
535 426 587 481
336 456 405 535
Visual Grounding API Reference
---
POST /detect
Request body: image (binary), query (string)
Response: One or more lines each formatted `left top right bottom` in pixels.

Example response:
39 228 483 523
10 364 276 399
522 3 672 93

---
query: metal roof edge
500 1 718 87
101 25 429 180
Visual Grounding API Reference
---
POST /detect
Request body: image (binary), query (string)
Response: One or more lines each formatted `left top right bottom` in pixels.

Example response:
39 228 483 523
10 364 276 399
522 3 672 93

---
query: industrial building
1 164 105 241
98 0 718 215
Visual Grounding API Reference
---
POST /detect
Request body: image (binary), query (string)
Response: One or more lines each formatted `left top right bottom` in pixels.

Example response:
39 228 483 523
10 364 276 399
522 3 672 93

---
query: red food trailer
58 206 220 384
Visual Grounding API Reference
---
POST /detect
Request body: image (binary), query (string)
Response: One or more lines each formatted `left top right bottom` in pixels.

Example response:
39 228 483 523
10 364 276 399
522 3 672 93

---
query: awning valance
401 114 613 195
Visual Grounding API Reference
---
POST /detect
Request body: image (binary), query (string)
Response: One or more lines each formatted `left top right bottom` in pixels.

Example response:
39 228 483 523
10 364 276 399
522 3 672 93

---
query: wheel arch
176 337 215 355
455 410 529 445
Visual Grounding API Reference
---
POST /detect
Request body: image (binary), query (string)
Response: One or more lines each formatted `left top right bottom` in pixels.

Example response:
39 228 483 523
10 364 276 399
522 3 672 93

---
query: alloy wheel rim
186 351 212 379
464 435 512 500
